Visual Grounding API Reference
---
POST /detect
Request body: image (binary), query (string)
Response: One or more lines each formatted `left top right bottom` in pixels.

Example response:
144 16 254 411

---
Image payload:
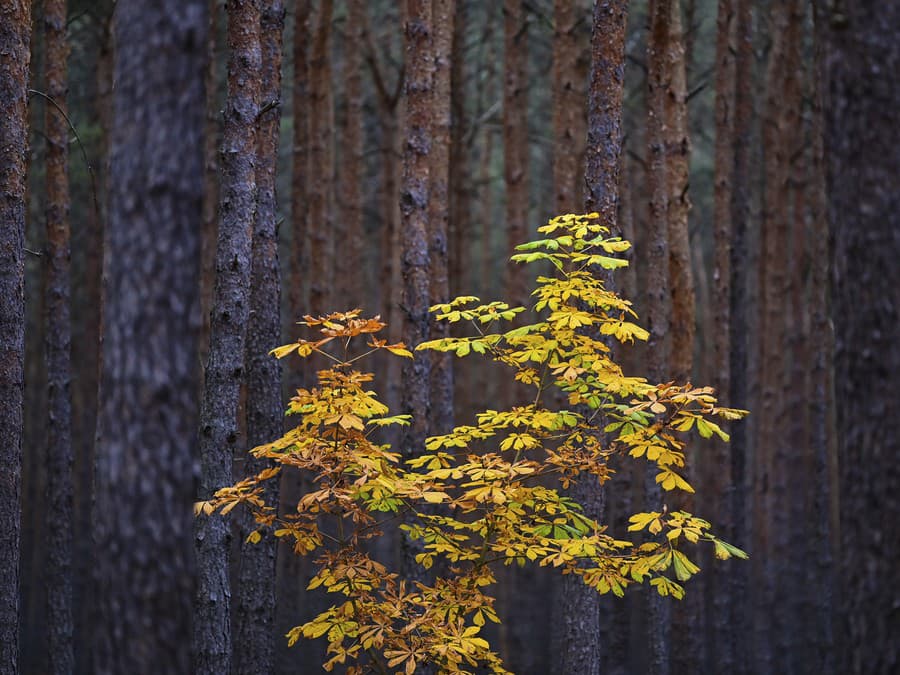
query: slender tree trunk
729 0 754 670
805 6 835 672
308 0 334 317
289 0 310 333
707 0 736 671
42 1 73 671
429 0 454 435
0 3 31 673
503 0 529 309
558 3 628 675
92 1 206 671
339 0 365 309
824 1 900 672
645 2 673 673
195 1 261 672
399 0 433 578
448 0 468 300
552 0 581 215
201 0 221 369
233 3 284 674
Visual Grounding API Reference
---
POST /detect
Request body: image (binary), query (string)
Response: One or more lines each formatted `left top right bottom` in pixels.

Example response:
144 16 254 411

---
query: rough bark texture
194 1 260 672
707 0 736 671
558 3 628 675
233 3 284 674
0 3 30 673
806 5 836 671
42 0 74 671
429 0 455 436
825 1 900 673
400 0 433 578
502 0 529 309
645 2 672 674
664 0 694 385
339 0 365 308
308 0 334 316
91 1 205 671
201 0 221 368
583 0 627 232
728 0 753 670
552 0 581 215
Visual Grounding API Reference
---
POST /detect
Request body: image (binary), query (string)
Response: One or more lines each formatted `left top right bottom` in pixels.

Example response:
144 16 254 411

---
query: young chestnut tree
198 213 748 674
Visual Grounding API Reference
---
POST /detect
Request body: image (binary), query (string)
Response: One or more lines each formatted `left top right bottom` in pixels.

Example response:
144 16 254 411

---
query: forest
0 0 898 673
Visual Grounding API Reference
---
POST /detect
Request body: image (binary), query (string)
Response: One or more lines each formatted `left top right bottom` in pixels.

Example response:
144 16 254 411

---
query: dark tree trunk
728 0 753 670
429 0 454 435
288 0 310 333
91 0 206 671
233 3 284 674
399 0 433 578
558 3 628 675
503 0 529 310
707 0 736 671
42 0 74 671
644 2 672 673
201 0 221 369
194 0 261 672
0 3 30 673
824 2 900 673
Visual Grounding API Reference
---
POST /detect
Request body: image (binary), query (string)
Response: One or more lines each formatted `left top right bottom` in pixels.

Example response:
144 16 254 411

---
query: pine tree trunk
825 1 900 672
707 0 736 671
552 0 581 215
399 0 433 579
201 0 221 370
645 2 673 673
289 0 311 334
728 0 753 670
92 1 206 671
194 1 261 672
503 0 529 310
558 3 629 675
42 1 74 671
0 3 30 673
339 0 365 309
308 0 334 317
233 3 284 674
429 0 455 436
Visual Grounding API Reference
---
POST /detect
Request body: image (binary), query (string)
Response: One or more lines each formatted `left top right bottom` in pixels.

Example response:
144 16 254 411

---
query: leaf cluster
197 213 748 674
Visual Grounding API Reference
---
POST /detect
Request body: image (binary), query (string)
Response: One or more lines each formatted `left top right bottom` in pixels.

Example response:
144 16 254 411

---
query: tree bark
91 1 205 671
308 0 334 317
42 0 74 671
399 0 433 579
233 3 284 674
558 3 628 675
707 0 736 671
289 0 311 335
429 0 455 436
824 1 900 672
339 0 365 309
644 2 673 673
0 3 30 673
552 0 581 215
728 0 754 670
194 1 260 672
503 0 529 309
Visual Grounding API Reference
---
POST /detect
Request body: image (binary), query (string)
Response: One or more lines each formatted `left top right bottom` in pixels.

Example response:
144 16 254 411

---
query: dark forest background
1 0 898 673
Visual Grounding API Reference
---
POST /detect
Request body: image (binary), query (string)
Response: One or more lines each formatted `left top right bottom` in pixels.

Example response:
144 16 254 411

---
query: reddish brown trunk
429 0 454 435
42 1 74 671
308 0 334 317
552 0 581 215
503 0 529 309
289 0 311 330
